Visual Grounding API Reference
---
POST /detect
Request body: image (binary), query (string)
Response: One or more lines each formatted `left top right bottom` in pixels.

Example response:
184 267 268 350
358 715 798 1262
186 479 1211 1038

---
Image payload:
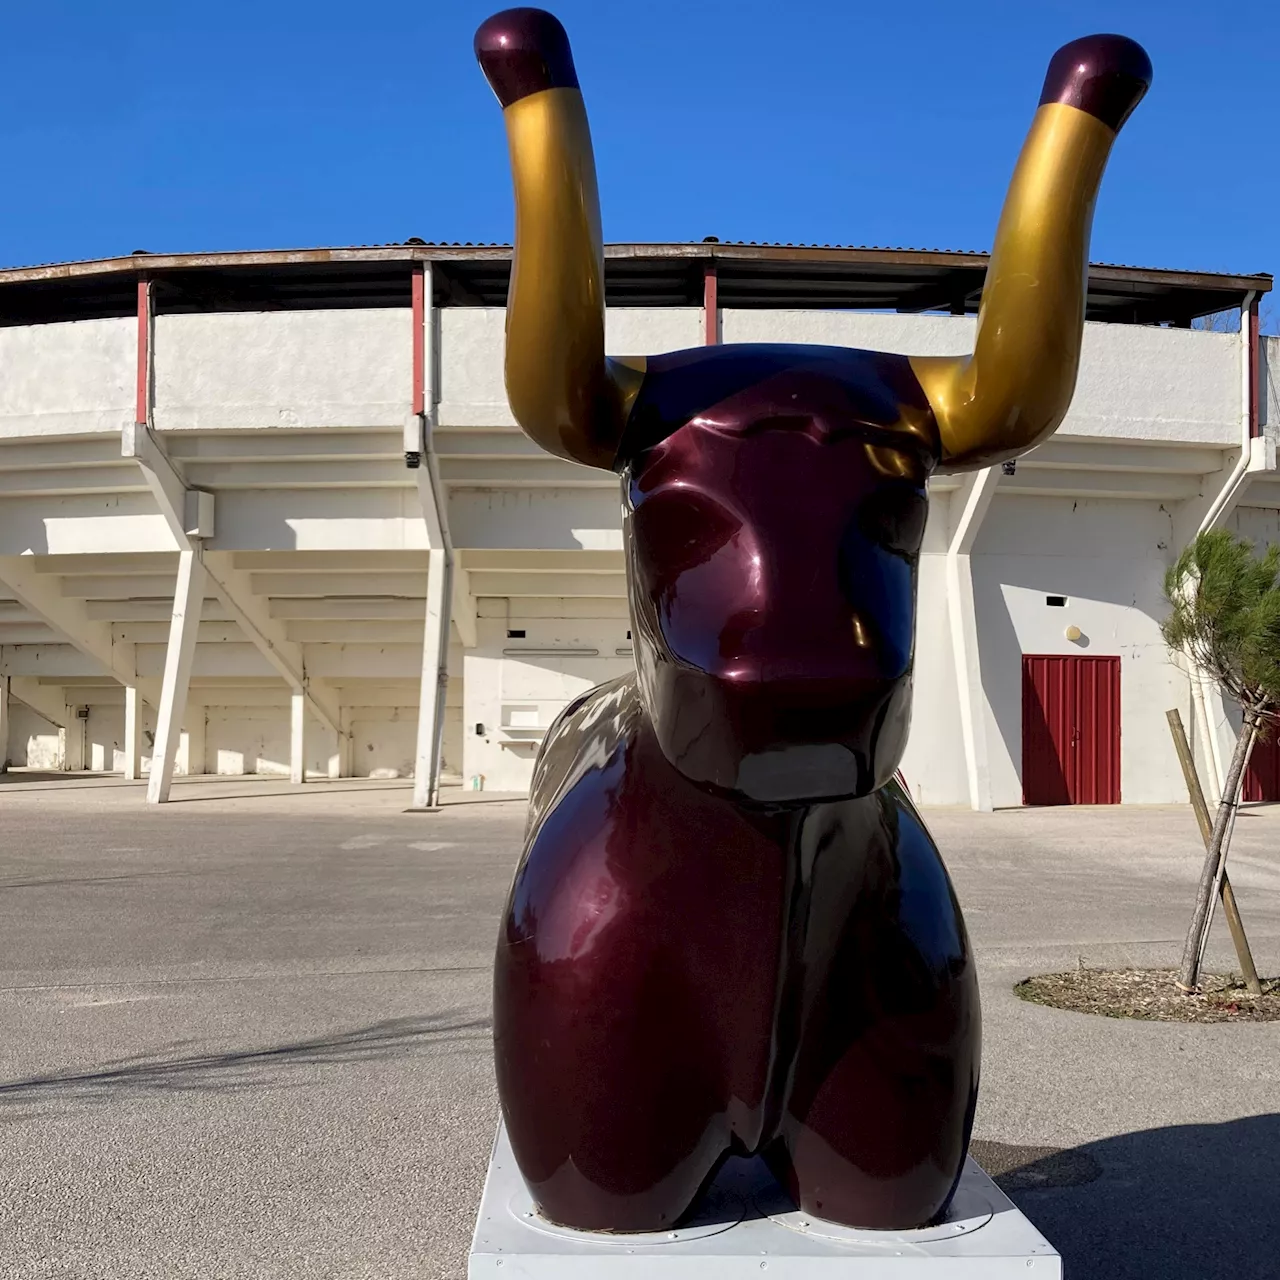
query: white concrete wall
0 495 173 557
463 612 634 792
0 307 1242 450
207 706 329 777
968 495 1188 806
899 554 968 807
206 490 429 553
448 488 624 553
0 317 134 438
4 699 209 775
722 311 1241 445
439 307 704 427
0 296 1267 806
153 310 411 430
8 702 60 769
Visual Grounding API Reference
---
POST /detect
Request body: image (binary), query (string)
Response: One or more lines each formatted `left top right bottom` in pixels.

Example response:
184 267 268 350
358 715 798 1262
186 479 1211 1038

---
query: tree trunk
1165 708 1263 994
1178 712 1258 991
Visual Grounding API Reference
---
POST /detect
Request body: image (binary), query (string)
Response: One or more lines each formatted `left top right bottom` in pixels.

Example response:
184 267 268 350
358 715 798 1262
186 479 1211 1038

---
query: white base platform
469 1123 1062 1277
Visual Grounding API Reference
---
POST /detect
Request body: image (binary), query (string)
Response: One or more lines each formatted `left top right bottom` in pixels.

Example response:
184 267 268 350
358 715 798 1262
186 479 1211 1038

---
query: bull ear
476 9 644 470
911 35 1151 470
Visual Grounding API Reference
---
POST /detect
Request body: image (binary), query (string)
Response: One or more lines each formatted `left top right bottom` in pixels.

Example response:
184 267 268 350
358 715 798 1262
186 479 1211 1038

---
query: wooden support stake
1166 708 1263 994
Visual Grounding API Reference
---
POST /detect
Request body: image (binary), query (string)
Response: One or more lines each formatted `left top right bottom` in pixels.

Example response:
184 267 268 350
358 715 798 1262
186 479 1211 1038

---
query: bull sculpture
474 7 1150 1232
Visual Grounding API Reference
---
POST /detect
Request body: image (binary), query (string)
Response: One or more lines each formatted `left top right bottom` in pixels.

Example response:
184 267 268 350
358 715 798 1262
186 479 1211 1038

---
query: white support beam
269 597 424 621
147 551 205 804
463 549 625 573
467 571 628 599
0 466 145 497
338 708 354 778
167 429 403 464
231 550 430 573
61 574 186 599
0 675 9 772
183 459 409 490
283 620 424 645
452 565 477 649
61 716 85 772
0 555 153 703
946 467 1000 813
123 685 143 781
290 692 306 785
123 421 343 743
437 456 615 487
122 422 212 546
8 676 70 730
411 264 456 810
998 468 1199 501
33 553 179 576
247 572 427 598
413 548 450 810
202 551 343 737
186 706 206 776
1022 439 1226 475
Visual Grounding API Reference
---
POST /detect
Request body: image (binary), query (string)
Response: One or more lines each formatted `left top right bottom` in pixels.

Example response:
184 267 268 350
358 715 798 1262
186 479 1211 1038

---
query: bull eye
858 479 927 556
631 487 742 578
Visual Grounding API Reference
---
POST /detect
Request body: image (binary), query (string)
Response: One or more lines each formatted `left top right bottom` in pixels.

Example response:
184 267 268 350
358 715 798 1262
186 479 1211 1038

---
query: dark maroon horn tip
1040 34 1152 132
475 8 579 109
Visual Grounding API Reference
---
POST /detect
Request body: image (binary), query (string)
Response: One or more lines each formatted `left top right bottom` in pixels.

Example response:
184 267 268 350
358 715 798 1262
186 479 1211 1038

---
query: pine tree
1163 530 1280 990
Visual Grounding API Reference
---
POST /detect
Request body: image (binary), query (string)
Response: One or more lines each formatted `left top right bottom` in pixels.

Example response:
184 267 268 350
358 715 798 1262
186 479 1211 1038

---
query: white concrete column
148 550 206 804
290 692 306 785
61 711 86 772
123 685 143 781
413 548 451 809
946 467 1001 812
338 708 354 778
0 675 10 772
186 705 206 776
410 262 455 810
325 708 344 779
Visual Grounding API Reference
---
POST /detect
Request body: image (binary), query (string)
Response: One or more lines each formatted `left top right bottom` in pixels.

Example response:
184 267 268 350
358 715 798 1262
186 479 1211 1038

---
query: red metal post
412 265 426 416
703 263 718 346
1248 296 1260 436
135 278 150 426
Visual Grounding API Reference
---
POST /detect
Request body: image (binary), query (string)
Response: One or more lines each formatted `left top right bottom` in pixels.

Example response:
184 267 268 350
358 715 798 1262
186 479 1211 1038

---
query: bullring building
0 242 1274 809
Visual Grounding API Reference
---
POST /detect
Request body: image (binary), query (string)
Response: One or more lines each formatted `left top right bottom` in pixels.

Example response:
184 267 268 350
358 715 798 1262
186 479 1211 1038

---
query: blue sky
2 0 1275 323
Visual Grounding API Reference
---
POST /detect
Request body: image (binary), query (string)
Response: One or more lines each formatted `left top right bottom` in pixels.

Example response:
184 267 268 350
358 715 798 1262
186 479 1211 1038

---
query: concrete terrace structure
0 243 1274 808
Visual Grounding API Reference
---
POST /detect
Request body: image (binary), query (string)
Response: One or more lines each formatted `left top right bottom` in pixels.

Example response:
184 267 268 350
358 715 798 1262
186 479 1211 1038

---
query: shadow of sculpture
973 1116 1280 1279
0 1010 491 1106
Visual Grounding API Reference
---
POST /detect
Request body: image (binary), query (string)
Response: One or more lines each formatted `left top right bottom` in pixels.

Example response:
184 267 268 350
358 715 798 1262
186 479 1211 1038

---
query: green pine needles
1163 529 1280 991
1163 530 1280 717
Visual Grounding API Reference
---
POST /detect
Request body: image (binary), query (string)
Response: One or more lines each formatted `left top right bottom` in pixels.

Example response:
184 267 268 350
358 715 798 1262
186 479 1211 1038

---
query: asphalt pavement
1 772 1277 1278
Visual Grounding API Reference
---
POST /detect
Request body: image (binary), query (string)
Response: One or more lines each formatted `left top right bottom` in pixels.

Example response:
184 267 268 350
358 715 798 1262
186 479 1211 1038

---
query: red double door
1022 655 1121 805
1244 732 1280 802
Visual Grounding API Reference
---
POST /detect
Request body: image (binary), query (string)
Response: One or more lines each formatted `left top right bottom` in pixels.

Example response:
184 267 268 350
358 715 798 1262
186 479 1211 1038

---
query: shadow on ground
0 1010 491 1105
975 1116 1280 1279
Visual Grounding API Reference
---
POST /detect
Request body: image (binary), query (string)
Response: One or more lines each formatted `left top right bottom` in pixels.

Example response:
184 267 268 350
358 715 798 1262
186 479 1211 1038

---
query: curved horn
475 9 644 470
911 35 1152 470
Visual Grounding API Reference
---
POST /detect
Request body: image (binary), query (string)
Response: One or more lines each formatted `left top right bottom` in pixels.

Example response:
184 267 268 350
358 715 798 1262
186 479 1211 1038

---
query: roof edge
0 243 1269 296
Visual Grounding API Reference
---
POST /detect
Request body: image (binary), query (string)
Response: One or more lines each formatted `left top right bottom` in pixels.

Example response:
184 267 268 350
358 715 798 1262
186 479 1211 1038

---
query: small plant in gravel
1162 530 1280 992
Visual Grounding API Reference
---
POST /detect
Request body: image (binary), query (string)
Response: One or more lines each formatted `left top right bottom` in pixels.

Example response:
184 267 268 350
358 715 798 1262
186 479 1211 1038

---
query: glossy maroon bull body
493 349 981 1231
475 3 1151 1237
